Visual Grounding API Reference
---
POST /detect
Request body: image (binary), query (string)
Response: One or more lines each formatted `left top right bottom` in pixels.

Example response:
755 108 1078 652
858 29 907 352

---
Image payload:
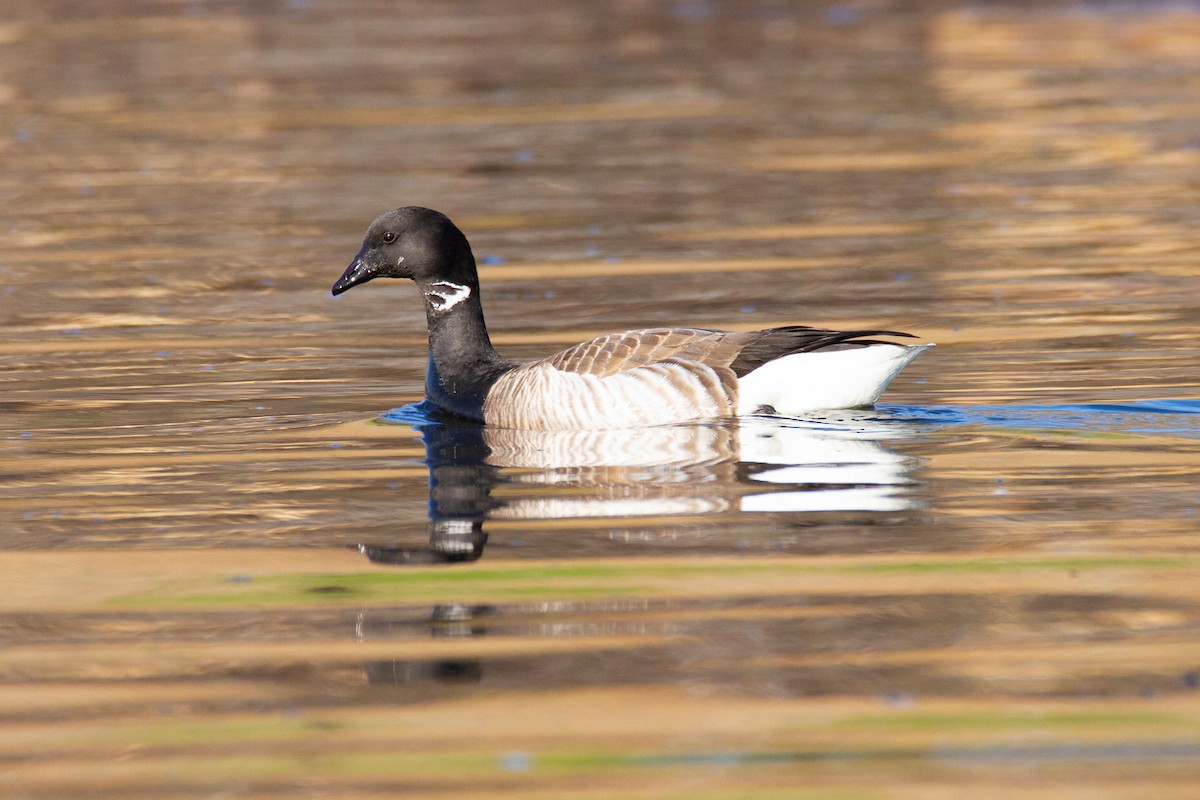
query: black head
331 207 476 296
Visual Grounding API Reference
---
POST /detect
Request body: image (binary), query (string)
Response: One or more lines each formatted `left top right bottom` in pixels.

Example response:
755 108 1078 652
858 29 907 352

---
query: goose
331 207 932 430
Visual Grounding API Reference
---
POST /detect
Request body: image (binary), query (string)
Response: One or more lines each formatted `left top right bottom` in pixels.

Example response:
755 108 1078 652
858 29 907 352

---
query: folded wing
483 326 918 429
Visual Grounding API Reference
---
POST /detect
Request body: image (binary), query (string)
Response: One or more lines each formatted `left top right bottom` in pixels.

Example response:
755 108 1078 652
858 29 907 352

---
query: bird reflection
359 411 498 564
360 603 492 685
357 402 921 565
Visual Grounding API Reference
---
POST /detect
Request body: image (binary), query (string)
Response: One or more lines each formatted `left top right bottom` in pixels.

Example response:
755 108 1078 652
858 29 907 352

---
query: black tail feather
729 326 916 377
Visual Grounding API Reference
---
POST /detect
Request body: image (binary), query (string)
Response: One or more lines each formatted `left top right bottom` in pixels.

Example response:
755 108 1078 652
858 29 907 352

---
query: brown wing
540 328 728 377
539 325 916 378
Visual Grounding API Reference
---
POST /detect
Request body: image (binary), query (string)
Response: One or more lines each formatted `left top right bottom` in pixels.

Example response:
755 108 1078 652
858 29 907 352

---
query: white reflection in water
484 415 917 517
736 416 916 513
364 404 922 564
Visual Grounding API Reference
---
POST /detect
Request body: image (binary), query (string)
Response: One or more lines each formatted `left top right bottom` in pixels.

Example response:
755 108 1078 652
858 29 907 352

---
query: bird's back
480 325 923 430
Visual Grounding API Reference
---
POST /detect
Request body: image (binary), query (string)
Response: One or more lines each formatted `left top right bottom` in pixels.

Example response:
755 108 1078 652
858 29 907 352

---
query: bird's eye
381 231 397 243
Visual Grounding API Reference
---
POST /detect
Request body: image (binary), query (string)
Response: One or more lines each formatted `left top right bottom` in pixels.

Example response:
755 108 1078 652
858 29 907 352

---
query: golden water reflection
3 1 1200 798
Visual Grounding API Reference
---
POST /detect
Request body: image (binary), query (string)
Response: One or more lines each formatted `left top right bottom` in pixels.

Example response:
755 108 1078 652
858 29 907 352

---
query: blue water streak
878 398 1200 439
382 399 1200 439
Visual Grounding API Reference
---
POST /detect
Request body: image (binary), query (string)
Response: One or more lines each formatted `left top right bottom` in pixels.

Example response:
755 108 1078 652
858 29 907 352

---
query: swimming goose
331 207 932 430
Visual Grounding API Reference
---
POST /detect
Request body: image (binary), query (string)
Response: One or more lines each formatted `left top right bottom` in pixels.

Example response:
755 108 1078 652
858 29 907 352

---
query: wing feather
483 325 915 428
539 326 914 378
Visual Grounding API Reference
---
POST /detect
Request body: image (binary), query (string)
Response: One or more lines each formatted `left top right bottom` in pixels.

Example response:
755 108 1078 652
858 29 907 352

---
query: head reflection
357 403 922 565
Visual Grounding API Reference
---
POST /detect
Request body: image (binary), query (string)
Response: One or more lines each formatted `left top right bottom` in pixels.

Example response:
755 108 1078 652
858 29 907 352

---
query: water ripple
386 398 1200 439
880 398 1200 438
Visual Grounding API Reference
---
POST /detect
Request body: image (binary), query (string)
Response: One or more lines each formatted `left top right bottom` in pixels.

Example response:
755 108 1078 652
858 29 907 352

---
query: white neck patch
423 280 471 313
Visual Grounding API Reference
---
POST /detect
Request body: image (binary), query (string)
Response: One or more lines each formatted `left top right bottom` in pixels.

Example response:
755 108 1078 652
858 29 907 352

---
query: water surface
2 2 1200 798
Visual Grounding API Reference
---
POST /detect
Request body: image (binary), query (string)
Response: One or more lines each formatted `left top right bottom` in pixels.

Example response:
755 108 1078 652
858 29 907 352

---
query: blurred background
5 0 1199 418
3 1 1200 798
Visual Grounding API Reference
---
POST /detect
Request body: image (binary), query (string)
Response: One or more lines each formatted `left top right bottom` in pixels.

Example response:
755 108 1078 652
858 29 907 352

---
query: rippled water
900 398 1200 437
3 2 1200 798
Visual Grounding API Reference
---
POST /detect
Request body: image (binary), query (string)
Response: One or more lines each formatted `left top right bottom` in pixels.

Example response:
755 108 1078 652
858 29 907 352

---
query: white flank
736 343 934 416
424 280 471 312
486 361 730 430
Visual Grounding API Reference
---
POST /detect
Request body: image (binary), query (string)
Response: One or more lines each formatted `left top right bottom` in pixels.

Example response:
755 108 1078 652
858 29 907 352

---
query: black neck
419 274 512 421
